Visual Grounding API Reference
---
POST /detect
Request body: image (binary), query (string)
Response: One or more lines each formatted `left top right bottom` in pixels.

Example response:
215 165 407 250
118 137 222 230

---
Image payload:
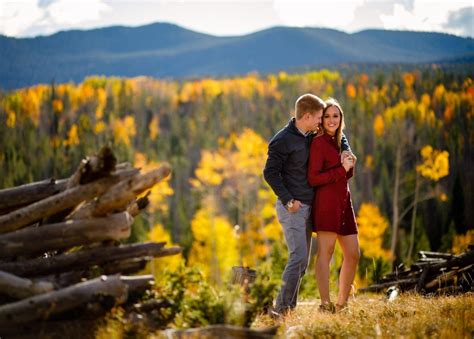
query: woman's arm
307 138 347 187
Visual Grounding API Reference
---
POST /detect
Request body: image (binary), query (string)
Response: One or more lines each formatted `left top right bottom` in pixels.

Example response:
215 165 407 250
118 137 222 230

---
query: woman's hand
341 151 357 165
342 155 355 172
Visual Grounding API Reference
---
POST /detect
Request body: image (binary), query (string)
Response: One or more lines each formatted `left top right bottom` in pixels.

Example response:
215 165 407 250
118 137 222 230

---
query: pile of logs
0 147 181 332
360 246 474 295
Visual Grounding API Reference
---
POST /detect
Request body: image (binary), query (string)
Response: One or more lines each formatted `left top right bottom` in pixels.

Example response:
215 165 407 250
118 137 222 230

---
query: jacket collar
288 118 313 137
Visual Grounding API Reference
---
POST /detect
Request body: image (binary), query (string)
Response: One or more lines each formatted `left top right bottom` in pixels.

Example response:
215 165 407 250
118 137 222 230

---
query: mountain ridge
1 23 472 90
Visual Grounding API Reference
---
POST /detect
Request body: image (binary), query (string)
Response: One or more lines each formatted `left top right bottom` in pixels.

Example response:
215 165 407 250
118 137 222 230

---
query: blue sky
1 0 472 38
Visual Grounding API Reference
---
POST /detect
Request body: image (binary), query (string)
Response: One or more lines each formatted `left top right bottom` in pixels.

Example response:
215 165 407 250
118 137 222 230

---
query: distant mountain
1 23 473 90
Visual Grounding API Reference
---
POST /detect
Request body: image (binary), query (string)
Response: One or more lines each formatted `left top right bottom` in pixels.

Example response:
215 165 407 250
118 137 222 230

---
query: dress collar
322 132 337 142
322 132 339 149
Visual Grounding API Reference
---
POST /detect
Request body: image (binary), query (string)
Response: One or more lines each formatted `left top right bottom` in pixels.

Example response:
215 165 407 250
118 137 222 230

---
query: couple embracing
263 94 359 316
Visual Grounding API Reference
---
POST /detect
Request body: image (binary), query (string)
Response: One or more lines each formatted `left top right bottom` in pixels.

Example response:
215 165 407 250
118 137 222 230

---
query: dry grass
253 293 474 338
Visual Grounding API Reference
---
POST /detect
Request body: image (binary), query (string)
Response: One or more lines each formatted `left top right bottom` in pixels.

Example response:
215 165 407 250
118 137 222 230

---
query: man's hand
341 151 357 166
287 199 302 213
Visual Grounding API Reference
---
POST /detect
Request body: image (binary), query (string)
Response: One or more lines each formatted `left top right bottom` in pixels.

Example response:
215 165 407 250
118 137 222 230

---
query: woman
307 98 359 313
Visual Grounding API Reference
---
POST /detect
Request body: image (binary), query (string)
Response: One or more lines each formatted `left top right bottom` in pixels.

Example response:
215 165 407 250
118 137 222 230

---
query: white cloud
0 0 44 36
273 0 366 30
47 0 110 25
380 0 473 36
0 0 110 37
0 0 471 38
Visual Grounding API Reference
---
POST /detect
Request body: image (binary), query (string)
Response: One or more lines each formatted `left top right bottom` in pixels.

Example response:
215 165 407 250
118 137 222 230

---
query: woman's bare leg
315 231 337 305
336 234 360 306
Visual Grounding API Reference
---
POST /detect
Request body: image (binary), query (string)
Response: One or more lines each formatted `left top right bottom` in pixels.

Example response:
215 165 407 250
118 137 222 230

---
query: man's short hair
295 94 326 120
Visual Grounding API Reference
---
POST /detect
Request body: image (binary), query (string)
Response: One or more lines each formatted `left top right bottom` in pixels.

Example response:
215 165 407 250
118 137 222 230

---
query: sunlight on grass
253 293 474 338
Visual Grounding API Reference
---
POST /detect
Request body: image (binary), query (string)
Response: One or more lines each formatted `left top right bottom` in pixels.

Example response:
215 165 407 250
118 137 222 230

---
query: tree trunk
0 270 54 299
0 275 128 326
0 212 133 259
407 173 420 261
390 145 402 264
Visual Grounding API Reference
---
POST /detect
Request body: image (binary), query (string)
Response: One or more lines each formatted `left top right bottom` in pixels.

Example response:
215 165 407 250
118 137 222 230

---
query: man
263 93 353 316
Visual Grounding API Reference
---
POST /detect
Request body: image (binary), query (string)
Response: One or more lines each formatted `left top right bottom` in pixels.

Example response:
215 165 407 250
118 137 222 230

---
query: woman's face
323 106 341 136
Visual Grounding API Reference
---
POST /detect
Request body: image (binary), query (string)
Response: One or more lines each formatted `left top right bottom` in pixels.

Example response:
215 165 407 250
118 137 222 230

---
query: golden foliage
113 116 136 146
416 145 449 181
147 223 183 274
95 87 107 119
357 203 391 259
403 72 415 88
373 114 384 137
64 124 80 146
190 128 279 266
364 154 374 170
232 128 268 177
149 116 160 141
52 99 63 114
192 128 268 187
346 84 356 98
6 109 15 128
94 121 106 135
451 230 474 254
259 186 282 242
191 150 227 187
134 152 174 213
179 74 283 103
188 204 239 283
2 88 42 127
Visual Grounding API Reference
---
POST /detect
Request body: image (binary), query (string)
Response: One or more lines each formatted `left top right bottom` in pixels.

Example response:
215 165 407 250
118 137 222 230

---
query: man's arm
263 137 293 205
341 133 351 152
341 133 357 165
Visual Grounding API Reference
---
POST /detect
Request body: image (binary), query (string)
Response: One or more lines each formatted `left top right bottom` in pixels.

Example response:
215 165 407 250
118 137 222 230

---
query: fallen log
165 325 279 339
102 258 151 276
419 251 455 260
101 247 182 275
0 242 166 277
426 250 474 272
120 275 155 292
71 165 171 219
0 178 68 215
0 270 54 299
42 148 115 225
360 248 474 294
0 275 128 326
0 212 133 259
66 145 116 188
128 193 150 217
425 264 474 290
0 170 137 234
358 278 418 293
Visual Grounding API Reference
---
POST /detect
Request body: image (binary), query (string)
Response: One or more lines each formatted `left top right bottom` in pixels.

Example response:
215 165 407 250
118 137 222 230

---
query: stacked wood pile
360 246 474 294
0 147 181 332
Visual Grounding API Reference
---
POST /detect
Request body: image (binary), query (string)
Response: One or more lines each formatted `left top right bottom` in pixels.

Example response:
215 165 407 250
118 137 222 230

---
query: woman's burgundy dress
307 133 357 235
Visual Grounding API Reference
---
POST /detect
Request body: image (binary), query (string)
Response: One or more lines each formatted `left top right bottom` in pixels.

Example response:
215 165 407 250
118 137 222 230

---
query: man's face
306 109 323 133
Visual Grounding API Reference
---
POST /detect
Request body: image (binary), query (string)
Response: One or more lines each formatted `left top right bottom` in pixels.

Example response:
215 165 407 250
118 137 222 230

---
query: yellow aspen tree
188 203 239 285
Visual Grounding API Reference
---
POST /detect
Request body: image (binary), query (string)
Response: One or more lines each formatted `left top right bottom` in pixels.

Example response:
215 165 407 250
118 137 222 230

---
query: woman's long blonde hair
323 98 345 149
